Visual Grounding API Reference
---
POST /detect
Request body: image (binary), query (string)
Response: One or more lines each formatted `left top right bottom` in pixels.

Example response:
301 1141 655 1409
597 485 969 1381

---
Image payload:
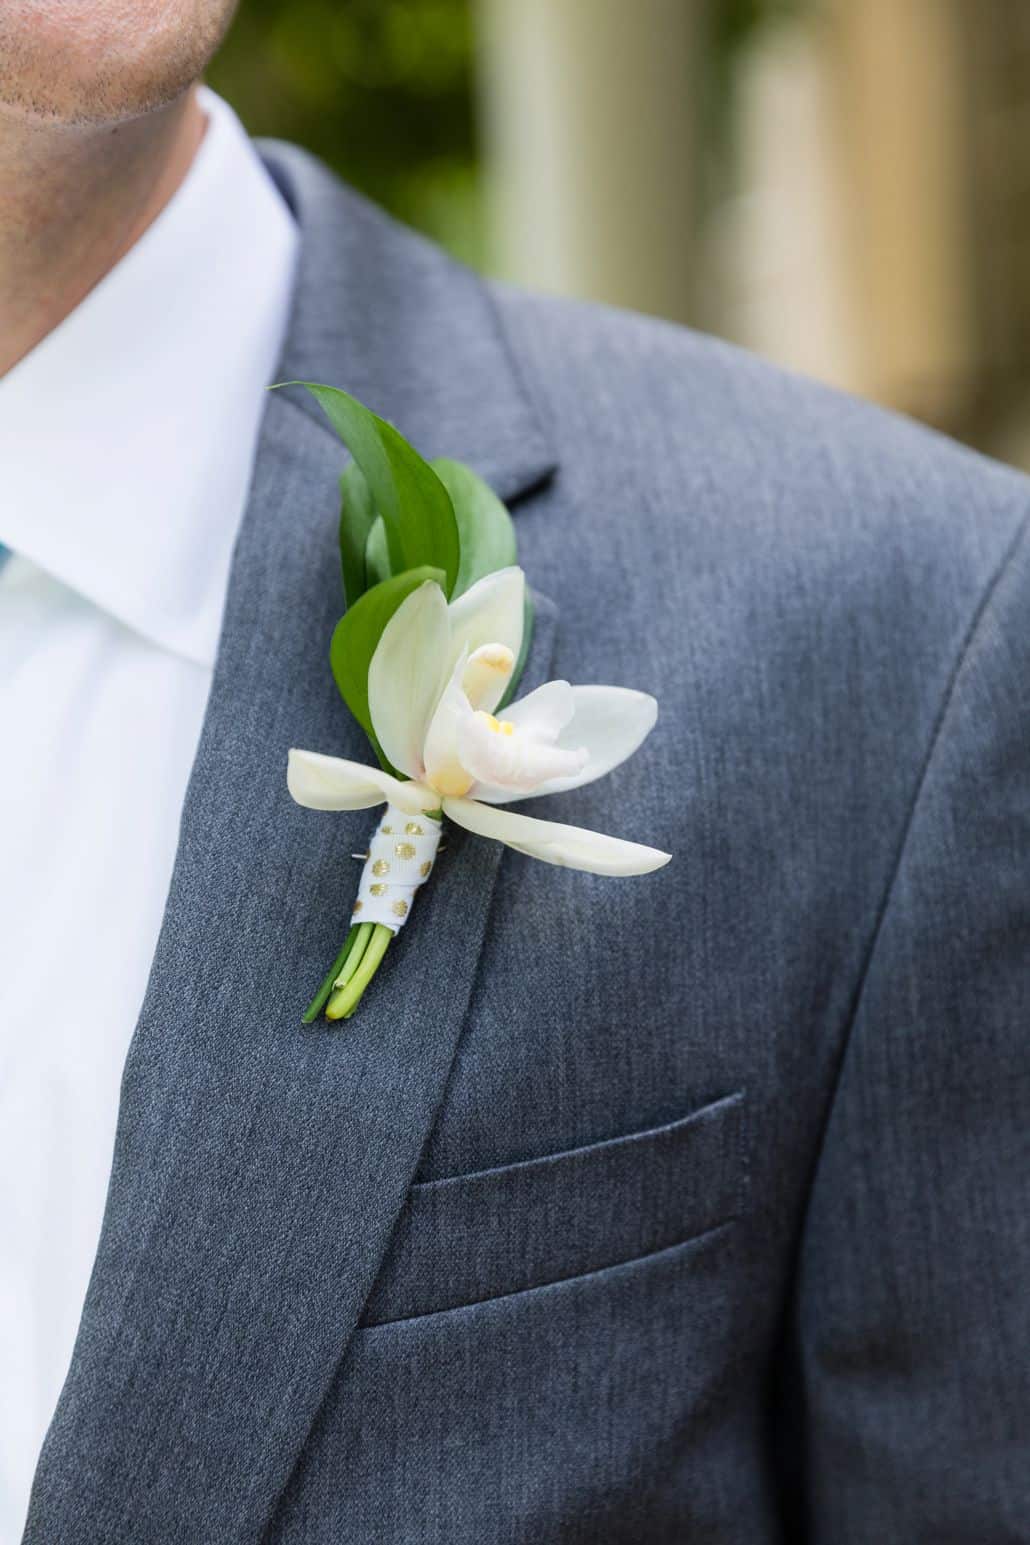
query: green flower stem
302 921 371 1024
337 921 374 984
306 809 443 1024
326 923 393 1020
302 925 356 1023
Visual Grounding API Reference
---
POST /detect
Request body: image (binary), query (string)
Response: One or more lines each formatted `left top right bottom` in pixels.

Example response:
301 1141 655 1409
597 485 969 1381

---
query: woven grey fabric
22 144 1030 1544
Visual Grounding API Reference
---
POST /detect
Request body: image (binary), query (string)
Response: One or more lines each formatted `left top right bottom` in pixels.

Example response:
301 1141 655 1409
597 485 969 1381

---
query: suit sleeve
790 516 1030 1542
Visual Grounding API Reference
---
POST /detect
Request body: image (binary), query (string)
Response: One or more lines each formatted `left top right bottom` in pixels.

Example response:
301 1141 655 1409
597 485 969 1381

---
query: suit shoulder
489 279 1030 613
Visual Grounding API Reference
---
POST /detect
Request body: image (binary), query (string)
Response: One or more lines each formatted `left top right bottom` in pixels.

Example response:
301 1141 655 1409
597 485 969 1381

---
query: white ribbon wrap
353 802 442 932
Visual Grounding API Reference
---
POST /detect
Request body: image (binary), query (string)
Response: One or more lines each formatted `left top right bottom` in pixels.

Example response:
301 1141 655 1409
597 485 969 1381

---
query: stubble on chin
0 0 239 127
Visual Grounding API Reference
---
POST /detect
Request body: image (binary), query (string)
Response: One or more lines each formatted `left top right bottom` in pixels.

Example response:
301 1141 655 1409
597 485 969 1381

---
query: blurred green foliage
208 0 483 264
704 0 806 154
209 0 804 268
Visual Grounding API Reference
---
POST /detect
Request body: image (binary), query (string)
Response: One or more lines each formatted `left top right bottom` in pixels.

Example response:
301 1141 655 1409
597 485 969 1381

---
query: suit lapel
266 139 557 495
25 149 558 1544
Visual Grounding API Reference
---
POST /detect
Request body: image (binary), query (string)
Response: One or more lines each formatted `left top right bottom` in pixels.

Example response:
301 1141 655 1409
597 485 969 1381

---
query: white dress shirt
0 89 298 1541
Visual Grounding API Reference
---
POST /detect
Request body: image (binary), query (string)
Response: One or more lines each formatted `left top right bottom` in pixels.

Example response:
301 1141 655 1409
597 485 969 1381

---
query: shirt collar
0 89 299 667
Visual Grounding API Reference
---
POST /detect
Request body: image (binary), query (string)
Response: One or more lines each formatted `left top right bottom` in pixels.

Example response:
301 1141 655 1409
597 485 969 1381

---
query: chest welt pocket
360 1090 747 1326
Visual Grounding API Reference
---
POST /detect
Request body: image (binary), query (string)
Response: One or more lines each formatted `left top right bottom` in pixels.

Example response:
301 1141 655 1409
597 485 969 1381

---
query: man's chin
0 1 237 129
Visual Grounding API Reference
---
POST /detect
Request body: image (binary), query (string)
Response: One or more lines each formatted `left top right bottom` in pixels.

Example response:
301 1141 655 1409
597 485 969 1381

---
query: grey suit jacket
23 142 1030 1544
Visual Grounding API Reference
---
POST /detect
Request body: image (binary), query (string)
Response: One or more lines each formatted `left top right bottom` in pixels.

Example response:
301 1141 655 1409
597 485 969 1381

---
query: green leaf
329 565 445 773
364 515 392 588
292 382 460 595
497 588 535 711
431 457 518 598
338 461 378 608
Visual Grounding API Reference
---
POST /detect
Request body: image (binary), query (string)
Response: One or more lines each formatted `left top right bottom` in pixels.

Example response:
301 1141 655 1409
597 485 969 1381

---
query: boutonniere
282 384 670 1021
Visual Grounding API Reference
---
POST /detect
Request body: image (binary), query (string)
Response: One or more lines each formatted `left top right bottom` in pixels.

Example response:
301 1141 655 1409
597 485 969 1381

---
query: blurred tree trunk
475 0 704 325
829 0 977 428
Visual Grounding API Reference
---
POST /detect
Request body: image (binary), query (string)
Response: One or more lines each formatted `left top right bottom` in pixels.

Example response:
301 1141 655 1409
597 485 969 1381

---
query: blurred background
210 0 1030 470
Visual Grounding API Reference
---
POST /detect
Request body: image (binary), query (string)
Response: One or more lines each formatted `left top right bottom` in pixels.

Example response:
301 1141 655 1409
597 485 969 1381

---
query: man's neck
0 87 206 378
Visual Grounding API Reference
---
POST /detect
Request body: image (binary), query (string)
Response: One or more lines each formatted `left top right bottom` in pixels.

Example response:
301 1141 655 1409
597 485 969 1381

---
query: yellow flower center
430 766 475 796
478 713 516 737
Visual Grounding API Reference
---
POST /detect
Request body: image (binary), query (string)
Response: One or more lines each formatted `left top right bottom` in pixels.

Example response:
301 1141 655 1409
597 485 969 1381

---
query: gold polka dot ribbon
352 802 442 932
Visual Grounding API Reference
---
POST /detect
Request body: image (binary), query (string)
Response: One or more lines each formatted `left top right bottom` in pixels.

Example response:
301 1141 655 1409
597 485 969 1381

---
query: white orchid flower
288 567 669 877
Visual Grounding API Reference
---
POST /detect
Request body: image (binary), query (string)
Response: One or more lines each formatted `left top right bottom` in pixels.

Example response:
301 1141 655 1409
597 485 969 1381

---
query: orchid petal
367 580 449 778
445 566 525 698
422 650 478 798
503 679 576 742
473 686 658 802
288 750 436 814
442 797 671 876
458 710 587 795
462 642 515 711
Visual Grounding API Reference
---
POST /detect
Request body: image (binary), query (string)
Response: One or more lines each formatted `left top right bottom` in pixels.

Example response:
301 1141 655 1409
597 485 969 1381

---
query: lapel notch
264 138 558 506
